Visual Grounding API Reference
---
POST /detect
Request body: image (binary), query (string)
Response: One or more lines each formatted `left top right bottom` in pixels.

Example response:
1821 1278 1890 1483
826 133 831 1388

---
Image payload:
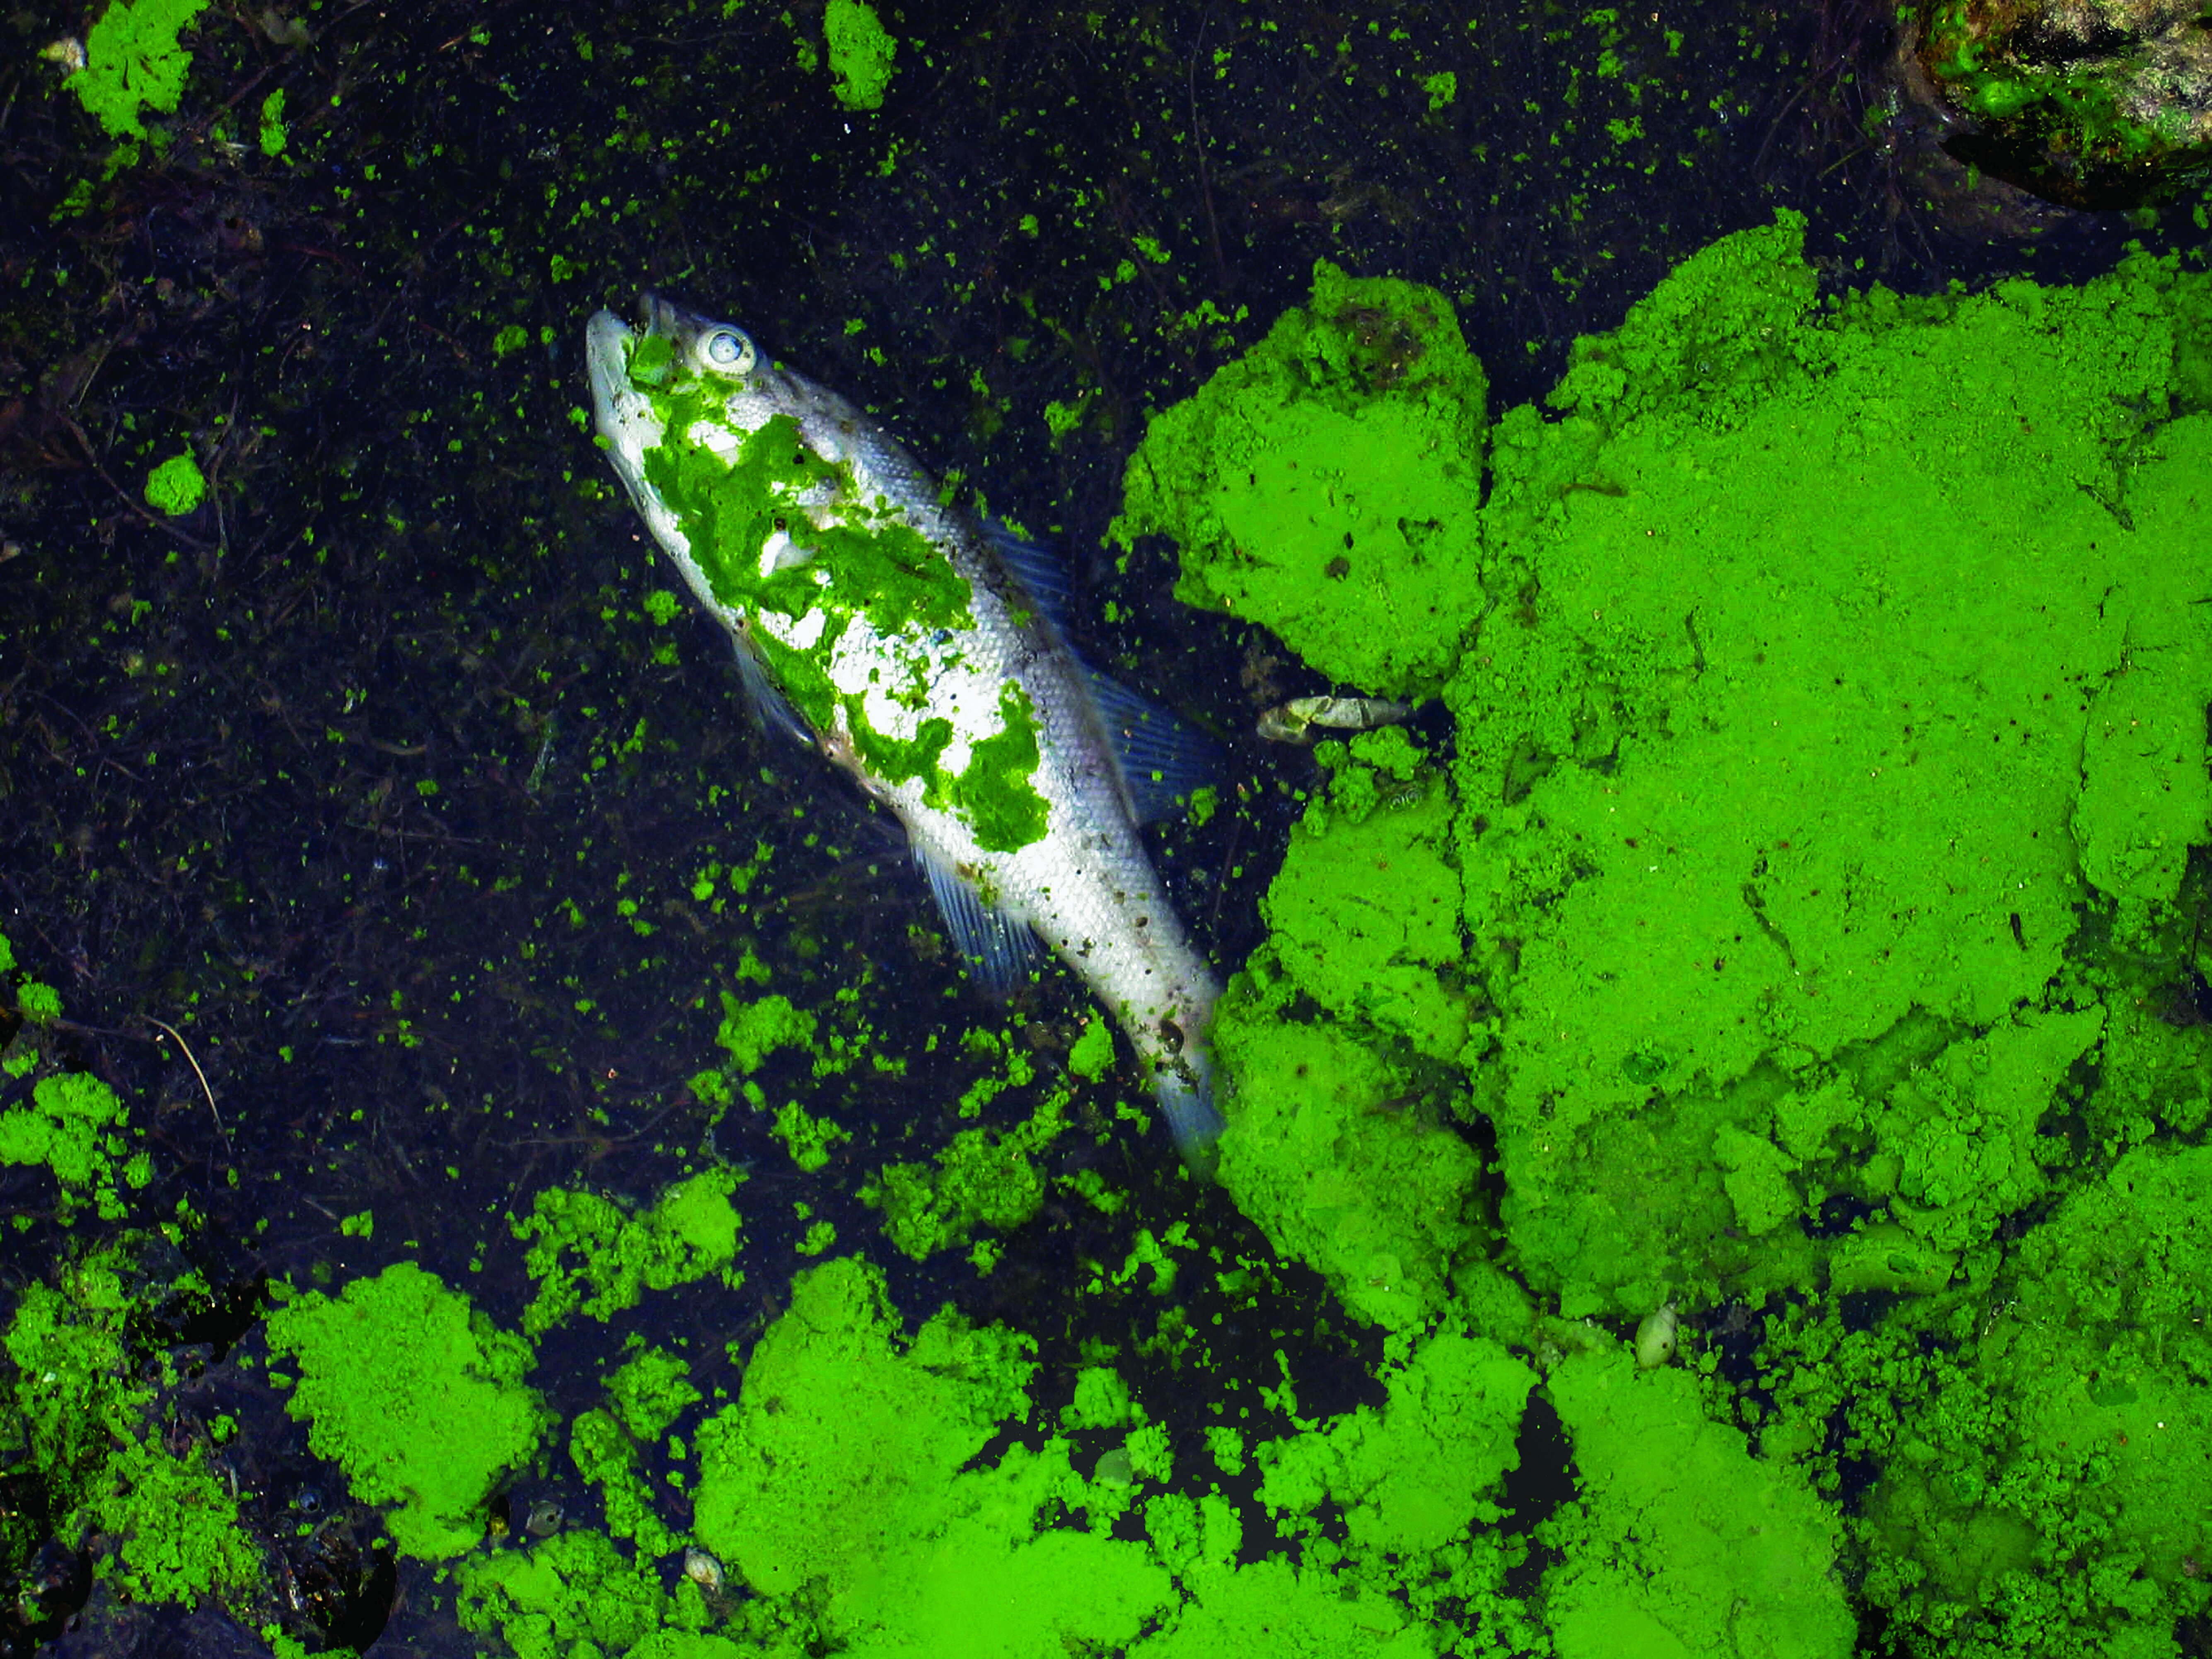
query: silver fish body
585 297 1223 1163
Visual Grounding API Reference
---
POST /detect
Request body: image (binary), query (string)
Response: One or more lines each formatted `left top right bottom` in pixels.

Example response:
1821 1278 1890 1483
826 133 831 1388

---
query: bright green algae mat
1115 213 2212 1654
266 1262 548 1560
2 1236 257 1606
1116 259 1489 699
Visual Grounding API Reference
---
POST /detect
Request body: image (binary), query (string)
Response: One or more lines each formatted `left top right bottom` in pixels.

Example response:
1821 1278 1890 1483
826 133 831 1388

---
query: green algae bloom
514 1168 745 1335
1858 1140 2212 1643
1118 213 2212 1654
1543 1345 1852 1655
1458 221 2211 1320
4 1240 258 1606
667 1255 1531 1657
1066 1014 1115 1081
457 1528 723 1658
569 1347 702 1561
713 989 814 1072
823 0 897 112
265 1261 546 1559
869 1092 1066 1260
143 447 206 515
1136 217 2212 1322
1255 1328 1534 1556
72 0 210 140
691 1256 1178 1653
1112 259 1488 698
256 87 287 157
0 1072 136 1221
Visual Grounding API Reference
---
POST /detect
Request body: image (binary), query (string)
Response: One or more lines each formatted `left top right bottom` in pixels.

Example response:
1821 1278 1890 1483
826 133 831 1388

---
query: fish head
585 296 843 565
585 294 832 446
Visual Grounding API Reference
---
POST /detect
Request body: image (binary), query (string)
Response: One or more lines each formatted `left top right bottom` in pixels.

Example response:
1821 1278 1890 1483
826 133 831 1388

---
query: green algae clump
1255 1328 1534 1555
693 1256 1175 1652
1175 212 2212 1327
0 1071 136 1220
1114 259 1488 698
265 1261 545 1560
1131 213 2211 1651
143 449 205 515
1854 1141 2212 1649
1214 980 1486 1332
1544 1345 1854 1658
4 1239 259 1605
73 0 210 140
824 0 896 111
566 1347 703 1560
1459 221 2212 1316
868 1093 1066 1259
514 1168 745 1335
456 1528 715 1659
1262 730 1474 1063
1209 735 1491 1331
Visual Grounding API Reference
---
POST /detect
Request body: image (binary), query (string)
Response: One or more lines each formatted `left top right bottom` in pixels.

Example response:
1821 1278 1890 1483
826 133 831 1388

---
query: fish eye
702 327 755 374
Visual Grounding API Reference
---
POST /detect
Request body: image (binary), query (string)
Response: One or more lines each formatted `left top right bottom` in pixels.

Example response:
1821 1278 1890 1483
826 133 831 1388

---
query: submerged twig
144 1015 233 1158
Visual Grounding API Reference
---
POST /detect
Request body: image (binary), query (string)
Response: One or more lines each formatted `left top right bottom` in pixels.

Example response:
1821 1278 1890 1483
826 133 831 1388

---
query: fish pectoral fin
914 844 1042 996
981 518 1077 631
731 636 817 748
1083 666 1226 825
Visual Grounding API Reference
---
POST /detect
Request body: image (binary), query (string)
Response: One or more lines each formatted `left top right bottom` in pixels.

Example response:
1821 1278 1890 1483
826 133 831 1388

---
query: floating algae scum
2 213 2210 1655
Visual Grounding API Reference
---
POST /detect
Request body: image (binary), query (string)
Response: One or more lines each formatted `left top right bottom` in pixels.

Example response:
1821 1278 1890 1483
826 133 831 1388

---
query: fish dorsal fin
980 520 1077 631
731 634 817 748
914 842 1042 996
981 518 1222 822
1083 666 1224 825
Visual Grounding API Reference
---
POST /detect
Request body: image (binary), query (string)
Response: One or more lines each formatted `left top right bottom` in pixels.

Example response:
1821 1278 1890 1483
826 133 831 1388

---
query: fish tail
1152 1066 1226 1180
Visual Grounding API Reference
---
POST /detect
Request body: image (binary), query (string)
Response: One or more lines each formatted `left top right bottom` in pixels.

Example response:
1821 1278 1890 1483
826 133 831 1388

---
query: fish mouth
583 307 641 430
583 302 677 501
